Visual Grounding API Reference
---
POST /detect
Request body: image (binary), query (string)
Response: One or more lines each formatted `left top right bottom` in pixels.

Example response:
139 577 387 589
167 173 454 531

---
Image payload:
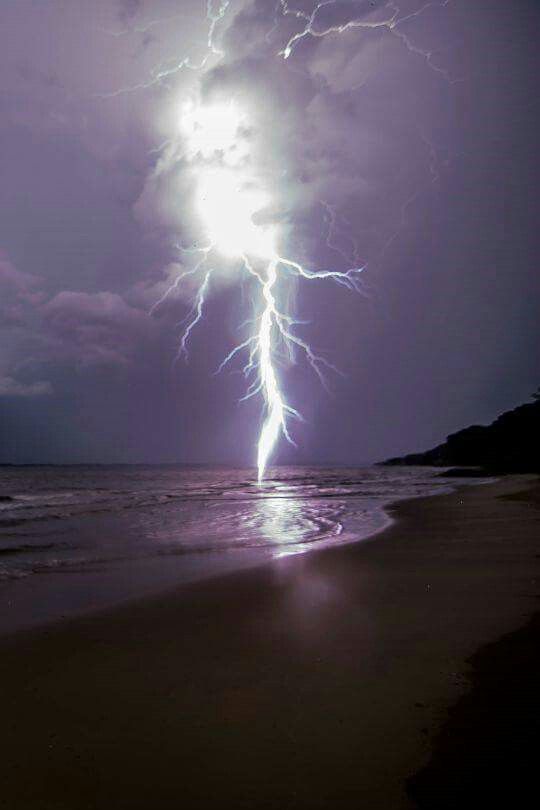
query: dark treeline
383 394 540 474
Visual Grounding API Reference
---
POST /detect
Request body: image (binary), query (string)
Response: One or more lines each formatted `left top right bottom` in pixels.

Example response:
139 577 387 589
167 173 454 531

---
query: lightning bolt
254 259 296 481
178 267 213 361
277 0 458 83
143 0 455 482
94 1 231 99
160 236 363 482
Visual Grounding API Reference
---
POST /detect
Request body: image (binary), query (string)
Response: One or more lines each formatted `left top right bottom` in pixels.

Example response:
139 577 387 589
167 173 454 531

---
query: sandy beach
1 476 539 810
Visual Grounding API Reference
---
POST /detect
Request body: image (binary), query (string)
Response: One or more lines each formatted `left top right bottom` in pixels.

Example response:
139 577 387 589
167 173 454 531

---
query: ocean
0 464 487 633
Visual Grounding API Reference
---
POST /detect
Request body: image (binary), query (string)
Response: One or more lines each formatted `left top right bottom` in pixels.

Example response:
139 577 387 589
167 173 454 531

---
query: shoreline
0 469 463 637
1 475 538 808
406 481 540 808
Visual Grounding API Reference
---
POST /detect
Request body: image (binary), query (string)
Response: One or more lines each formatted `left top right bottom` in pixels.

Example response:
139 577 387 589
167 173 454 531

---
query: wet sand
1 476 539 809
407 610 540 808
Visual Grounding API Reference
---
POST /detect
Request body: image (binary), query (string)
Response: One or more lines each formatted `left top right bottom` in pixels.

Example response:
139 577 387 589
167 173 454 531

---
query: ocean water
1 464 455 578
0 465 487 633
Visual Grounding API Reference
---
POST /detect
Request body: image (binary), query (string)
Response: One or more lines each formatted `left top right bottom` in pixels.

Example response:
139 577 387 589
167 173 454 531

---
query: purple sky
0 0 539 466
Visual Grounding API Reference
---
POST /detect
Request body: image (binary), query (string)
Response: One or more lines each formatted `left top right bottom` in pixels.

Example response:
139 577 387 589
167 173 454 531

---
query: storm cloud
0 0 538 464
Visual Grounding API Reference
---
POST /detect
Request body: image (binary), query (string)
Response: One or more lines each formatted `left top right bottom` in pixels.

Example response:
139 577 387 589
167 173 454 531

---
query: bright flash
181 100 246 164
161 99 363 482
197 169 276 259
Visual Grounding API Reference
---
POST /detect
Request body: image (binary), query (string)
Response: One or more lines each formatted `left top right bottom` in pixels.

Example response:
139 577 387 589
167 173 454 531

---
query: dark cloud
0 0 539 463
0 377 52 398
117 0 143 25
0 253 50 396
42 291 157 369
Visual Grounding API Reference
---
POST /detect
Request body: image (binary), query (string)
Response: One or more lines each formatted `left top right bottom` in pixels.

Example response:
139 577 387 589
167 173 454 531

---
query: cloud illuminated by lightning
278 0 457 82
142 0 456 481
151 98 364 482
96 1 457 100
95 1 231 98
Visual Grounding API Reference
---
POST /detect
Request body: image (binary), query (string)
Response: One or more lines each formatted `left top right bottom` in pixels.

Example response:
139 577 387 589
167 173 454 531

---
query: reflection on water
256 494 343 557
260 475 355 554
0 464 483 581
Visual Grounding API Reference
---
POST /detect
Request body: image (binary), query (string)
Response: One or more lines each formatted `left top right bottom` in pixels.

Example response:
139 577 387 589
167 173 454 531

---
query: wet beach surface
1 476 539 809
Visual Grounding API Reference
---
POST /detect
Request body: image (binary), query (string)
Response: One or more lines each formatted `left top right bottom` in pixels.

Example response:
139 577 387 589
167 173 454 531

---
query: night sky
1 0 539 466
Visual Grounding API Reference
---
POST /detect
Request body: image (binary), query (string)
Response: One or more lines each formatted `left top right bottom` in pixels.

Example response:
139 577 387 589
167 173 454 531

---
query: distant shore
1 476 539 809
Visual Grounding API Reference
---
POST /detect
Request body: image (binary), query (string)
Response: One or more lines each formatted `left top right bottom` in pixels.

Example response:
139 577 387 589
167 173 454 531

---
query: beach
1 475 539 809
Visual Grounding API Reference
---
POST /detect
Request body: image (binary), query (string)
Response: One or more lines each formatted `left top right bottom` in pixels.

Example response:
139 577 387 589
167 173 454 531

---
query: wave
0 465 466 584
0 515 65 529
0 543 59 556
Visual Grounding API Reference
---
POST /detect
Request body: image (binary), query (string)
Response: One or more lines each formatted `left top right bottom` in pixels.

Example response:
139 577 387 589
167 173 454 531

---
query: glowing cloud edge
153 100 364 483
